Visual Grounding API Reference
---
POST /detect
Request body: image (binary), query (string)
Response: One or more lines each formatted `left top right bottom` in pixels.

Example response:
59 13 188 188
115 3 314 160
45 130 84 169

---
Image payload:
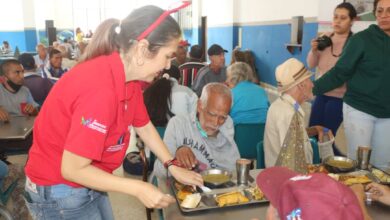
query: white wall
234 0 319 24
0 0 24 30
201 0 234 26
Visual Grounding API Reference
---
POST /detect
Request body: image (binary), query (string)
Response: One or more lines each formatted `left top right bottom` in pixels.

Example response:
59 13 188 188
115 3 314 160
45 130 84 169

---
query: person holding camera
307 2 357 155
313 0 390 169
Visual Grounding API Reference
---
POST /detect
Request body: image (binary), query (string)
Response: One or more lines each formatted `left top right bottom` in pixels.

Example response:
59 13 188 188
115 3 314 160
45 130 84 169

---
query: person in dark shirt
18 53 53 106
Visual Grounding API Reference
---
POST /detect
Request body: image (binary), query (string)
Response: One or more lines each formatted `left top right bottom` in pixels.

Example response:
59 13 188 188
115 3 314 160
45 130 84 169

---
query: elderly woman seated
225 62 269 125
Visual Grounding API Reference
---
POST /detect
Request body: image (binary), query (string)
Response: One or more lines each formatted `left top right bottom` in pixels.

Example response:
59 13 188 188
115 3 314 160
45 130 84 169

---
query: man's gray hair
227 62 254 86
200 83 232 108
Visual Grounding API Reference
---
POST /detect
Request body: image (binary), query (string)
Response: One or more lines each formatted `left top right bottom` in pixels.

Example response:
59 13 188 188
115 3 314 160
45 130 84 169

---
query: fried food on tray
177 185 195 201
216 191 249 207
339 175 372 186
307 164 328 174
180 193 201 209
245 186 264 200
371 168 390 183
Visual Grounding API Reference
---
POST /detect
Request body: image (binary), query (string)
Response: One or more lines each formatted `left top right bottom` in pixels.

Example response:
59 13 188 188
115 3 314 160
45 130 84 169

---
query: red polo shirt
25 52 150 187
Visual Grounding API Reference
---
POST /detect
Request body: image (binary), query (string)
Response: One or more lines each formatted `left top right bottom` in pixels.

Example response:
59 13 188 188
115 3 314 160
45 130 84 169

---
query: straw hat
275 58 313 93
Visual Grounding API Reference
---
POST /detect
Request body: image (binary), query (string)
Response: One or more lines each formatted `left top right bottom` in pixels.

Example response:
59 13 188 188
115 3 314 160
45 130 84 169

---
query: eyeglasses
205 109 228 122
376 7 390 17
137 1 191 41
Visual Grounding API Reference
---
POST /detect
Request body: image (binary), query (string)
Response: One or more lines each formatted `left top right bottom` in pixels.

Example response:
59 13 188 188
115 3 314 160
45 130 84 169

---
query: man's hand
0 107 9 122
307 125 334 142
175 146 198 169
23 104 38 116
366 182 390 206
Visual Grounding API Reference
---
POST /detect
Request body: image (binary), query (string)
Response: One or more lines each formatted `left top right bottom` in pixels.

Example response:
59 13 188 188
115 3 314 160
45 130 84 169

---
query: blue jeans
0 160 8 188
309 95 343 155
24 178 114 220
343 103 390 168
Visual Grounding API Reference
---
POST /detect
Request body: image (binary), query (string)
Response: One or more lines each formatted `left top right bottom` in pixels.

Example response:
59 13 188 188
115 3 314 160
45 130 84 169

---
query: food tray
368 167 390 185
170 179 268 213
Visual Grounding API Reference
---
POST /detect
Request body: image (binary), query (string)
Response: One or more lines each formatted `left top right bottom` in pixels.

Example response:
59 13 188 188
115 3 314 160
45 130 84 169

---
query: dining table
158 169 390 220
0 115 36 140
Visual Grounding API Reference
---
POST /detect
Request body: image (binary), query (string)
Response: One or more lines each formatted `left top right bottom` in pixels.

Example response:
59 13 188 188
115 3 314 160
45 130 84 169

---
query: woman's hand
169 165 203 187
366 182 390 206
311 39 319 52
134 181 176 208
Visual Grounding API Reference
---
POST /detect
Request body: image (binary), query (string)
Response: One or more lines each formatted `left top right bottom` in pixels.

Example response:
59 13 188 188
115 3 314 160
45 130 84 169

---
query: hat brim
278 70 313 93
256 167 297 208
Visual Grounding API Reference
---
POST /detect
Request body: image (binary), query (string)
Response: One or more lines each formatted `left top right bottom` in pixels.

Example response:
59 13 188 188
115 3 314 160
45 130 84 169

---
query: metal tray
170 179 268 213
368 167 390 185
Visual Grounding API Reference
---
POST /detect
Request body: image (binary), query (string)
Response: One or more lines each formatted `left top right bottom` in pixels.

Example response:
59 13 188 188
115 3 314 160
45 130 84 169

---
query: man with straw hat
264 58 330 172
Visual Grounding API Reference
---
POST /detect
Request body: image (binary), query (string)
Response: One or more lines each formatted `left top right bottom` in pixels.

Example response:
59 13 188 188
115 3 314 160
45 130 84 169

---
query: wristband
163 158 183 169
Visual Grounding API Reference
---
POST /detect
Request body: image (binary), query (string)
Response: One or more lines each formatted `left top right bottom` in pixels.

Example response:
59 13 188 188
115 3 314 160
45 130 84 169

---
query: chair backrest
234 123 265 159
310 137 320 164
256 141 265 169
149 126 167 169
156 126 166 139
179 62 206 87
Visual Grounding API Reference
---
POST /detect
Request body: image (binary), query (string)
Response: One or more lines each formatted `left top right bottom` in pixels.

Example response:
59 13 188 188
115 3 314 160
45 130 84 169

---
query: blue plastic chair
256 141 265 169
310 137 320 164
234 123 266 160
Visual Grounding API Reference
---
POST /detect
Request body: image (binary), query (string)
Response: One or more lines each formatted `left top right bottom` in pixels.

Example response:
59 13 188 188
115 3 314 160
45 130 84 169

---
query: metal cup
236 159 251 186
357 146 372 170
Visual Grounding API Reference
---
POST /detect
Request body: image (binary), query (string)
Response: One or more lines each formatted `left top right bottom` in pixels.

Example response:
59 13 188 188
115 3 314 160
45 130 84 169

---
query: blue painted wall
0 28 74 53
183 22 318 87
0 31 29 52
240 22 318 86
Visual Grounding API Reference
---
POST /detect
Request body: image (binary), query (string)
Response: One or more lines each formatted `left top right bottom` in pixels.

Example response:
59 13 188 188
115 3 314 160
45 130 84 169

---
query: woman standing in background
313 0 390 168
307 2 356 155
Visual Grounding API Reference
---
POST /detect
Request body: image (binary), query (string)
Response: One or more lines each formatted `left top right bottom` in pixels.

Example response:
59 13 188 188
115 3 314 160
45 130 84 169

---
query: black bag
123 152 144 176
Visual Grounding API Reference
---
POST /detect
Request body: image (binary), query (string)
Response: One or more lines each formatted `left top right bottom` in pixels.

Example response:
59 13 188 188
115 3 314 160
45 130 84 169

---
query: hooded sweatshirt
153 111 240 178
313 24 390 118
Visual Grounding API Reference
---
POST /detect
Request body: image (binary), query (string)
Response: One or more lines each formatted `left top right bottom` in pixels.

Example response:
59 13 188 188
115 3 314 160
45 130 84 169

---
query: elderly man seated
264 58 327 167
154 83 240 177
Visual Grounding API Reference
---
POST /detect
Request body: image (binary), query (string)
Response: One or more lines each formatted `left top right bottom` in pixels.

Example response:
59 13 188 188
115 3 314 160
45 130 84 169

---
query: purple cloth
24 73 53 106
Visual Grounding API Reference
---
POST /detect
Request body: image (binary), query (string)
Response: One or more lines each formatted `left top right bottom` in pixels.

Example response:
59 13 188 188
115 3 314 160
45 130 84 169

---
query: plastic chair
256 141 265 169
141 126 166 220
234 123 265 159
310 137 321 164
178 62 206 87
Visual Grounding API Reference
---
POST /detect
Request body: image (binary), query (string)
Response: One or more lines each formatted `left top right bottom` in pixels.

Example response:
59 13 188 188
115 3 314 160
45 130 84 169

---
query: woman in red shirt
24 4 203 219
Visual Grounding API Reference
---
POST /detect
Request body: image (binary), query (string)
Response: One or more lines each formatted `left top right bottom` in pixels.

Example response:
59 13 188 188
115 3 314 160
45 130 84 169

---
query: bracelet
163 158 183 169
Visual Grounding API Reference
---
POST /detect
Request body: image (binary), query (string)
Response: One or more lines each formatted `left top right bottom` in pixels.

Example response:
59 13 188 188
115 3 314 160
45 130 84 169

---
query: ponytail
79 19 120 63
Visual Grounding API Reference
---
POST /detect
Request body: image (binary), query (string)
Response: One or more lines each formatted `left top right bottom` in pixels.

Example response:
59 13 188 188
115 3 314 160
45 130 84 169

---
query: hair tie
115 20 122 34
162 73 170 79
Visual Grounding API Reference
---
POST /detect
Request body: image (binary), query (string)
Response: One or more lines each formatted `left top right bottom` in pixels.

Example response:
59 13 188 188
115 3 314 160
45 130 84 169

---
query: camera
316 35 332 51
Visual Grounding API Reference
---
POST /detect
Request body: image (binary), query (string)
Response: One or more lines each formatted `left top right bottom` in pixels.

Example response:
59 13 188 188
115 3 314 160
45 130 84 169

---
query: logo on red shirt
81 116 107 134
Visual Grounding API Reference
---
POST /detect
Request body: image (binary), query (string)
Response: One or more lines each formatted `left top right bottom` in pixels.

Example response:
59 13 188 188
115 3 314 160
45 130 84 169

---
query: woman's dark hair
143 76 174 127
374 0 381 13
80 5 181 62
335 2 357 20
164 65 180 80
